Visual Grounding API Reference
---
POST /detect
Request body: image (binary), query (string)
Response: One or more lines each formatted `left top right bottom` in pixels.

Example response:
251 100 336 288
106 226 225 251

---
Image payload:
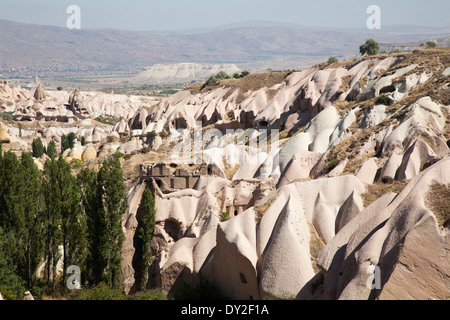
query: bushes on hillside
205 71 231 86
360 39 380 56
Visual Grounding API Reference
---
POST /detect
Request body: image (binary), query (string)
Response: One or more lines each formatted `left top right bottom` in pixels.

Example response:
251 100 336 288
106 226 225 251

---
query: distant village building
141 162 223 193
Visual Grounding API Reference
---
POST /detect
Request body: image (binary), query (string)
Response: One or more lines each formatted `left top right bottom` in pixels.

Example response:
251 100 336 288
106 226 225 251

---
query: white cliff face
131 63 242 85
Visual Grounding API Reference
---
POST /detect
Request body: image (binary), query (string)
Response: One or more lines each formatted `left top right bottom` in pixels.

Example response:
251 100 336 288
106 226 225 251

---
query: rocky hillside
121 48 449 299
1 48 449 300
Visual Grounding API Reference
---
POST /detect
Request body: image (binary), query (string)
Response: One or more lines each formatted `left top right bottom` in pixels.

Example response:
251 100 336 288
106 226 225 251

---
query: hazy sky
1 0 449 31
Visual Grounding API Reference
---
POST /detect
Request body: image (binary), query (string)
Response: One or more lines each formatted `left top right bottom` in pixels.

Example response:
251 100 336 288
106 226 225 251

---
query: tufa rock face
33 84 46 101
81 146 97 162
68 89 81 109
23 291 35 300
0 124 11 144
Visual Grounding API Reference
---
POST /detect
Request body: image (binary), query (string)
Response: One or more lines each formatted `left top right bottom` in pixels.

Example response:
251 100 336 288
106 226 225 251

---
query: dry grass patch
426 181 450 228
343 151 377 175
308 221 326 273
324 126 375 173
337 75 352 94
361 180 408 207
186 71 292 103
254 193 279 221
359 75 369 90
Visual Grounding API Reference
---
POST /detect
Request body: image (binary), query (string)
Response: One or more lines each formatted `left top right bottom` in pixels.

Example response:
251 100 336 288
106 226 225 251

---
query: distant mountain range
0 19 449 77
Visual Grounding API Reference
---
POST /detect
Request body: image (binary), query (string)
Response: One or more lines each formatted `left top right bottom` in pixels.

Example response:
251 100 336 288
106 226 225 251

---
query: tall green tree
0 227 26 300
42 157 86 291
42 158 63 290
55 157 85 289
0 152 26 297
32 138 45 158
61 134 70 153
67 132 76 149
46 140 58 159
139 188 156 290
78 167 102 286
360 39 380 56
96 158 127 288
0 151 24 232
19 152 45 287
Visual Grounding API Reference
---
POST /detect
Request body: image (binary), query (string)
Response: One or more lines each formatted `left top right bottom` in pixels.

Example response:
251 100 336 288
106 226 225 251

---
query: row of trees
0 147 154 299
31 133 86 159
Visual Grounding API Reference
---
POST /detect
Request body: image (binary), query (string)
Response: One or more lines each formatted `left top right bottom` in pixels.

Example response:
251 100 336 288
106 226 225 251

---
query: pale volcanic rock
379 152 403 183
317 192 398 299
278 106 341 173
277 151 323 188
113 119 130 134
335 191 364 233
23 291 34 300
320 157 450 300
81 146 97 162
132 56 403 136
377 215 449 300
212 209 259 300
396 138 436 181
117 139 143 155
259 190 315 299
68 145 85 161
33 84 46 101
0 123 11 143
356 157 379 185
361 104 388 129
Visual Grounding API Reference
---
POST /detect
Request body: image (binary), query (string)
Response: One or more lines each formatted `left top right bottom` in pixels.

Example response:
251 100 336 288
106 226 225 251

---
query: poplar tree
46 140 58 159
55 157 85 289
42 158 63 289
78 167 103 286
139 188 156 290
20 152 45 287
32 138 45 158
96 158 127 288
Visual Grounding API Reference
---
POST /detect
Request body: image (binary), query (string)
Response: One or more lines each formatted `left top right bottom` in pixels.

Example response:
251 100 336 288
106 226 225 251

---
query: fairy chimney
34 84 46 101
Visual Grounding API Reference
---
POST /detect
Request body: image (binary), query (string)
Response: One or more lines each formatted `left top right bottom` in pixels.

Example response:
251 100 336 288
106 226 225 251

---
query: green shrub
95 116 120 126
376 95 392 106
128 289 167 300
112 151 125 159
323 159 339 173
389 48 402 54
233 71 250 79
71 158 84 168
174 273 227 300
220 211 230 222
0 112 14 121
205 71 231 86
72 282 127 300
360 39 381 56
327 56 338 64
